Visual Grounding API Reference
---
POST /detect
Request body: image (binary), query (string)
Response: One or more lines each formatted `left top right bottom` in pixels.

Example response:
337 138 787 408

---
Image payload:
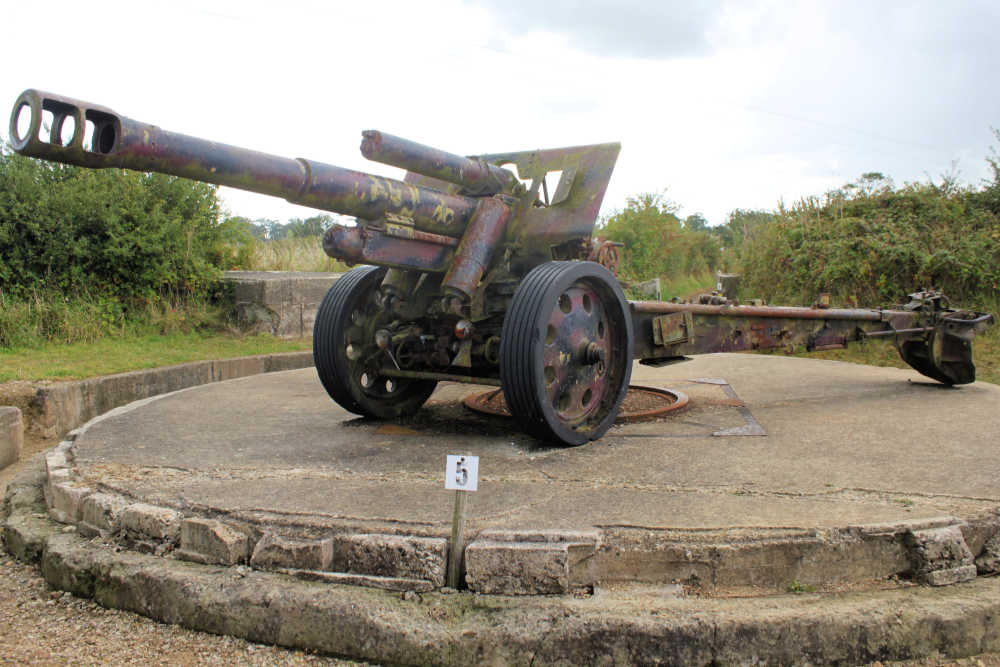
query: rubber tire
313 266 437 418
499 261 633 445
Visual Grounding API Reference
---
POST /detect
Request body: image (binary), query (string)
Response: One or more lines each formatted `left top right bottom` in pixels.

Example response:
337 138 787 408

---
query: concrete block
251 533 334 571
465 541 572 595
81 493 130 534
120 503 183 541
286 569 435 593
295 274 343 304
45 468 72 504
340 534 447 587
924 564 977 586
45 450 69 476
49 483 91 523
975 534 1000 574
177 518 252 565
906 524 975 584
30 384 76 439
224 271 341 338
0 407 23 470
634 278 662 301
275 304 304 338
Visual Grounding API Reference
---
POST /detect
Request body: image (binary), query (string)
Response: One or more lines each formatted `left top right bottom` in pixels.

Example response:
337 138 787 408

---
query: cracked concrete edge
19 440 1000 596
5 458 1000 664
27 449 451 586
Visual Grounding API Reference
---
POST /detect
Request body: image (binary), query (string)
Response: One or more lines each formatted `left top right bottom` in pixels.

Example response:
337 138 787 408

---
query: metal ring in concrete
462 385 690 422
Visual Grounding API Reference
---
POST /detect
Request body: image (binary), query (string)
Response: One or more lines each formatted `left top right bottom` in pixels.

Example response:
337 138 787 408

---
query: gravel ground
0 546 364 666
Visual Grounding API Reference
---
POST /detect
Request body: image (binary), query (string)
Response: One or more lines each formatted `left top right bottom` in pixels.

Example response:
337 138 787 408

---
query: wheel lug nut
375 329 391 349
583 341 605 364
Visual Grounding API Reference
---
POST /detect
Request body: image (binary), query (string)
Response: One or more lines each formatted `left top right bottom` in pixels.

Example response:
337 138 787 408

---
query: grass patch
0 332 310 382
787 580 815 594
236 236 349 272
660 270 716 301
789 325 1000 386
626 270 716 301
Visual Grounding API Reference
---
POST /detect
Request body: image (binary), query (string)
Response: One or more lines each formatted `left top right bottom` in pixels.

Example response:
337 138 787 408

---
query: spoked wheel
313 266 437 418
500 261 634 445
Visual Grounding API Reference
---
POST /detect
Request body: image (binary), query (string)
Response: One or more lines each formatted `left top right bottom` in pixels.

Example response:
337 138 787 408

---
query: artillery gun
10 90 994 446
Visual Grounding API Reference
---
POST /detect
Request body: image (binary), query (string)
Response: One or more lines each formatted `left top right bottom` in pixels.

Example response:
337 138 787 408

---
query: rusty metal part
380 224 459 247
463 385 689 423
322 224 453 271
361 130 519 196
863 327 936 337
10 90 478 236
631 301 886 321
442 196 512 300
587 237 624 277
382 369 502 387
405 142 621 273
632 295 992 385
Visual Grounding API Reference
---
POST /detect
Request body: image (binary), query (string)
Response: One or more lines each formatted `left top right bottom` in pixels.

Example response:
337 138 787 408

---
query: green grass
787 580 815 594
626 270 716 301
791 325 1000 386
235 236 349 272
660 270 716 301
0 332 310 382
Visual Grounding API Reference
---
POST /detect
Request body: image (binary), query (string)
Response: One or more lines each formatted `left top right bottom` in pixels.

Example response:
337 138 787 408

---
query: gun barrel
361 130 518 195
9 89 478 236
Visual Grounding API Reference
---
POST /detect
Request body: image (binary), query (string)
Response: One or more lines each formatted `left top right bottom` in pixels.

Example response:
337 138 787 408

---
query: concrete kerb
18 350 314 441
5 457 1000 665
0 406 23 471
33 398 456 591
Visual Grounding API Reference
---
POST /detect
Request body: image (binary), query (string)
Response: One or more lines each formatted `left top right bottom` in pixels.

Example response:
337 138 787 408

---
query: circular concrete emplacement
64 354 1000 595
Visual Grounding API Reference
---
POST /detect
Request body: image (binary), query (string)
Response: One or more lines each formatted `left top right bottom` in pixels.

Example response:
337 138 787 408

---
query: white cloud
2 0 997 227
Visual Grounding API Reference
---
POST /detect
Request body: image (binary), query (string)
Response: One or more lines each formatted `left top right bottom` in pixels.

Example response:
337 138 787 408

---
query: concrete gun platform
8 353 1000 663
53 353 1000 594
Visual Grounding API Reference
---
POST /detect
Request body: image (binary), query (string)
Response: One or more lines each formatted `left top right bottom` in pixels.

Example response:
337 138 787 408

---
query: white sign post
445 454 478 588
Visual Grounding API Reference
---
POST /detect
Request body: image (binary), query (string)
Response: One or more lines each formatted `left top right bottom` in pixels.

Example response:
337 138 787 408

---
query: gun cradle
10 89 994 446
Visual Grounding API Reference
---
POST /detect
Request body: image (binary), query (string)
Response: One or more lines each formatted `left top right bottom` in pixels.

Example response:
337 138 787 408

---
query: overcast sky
4 0 998 226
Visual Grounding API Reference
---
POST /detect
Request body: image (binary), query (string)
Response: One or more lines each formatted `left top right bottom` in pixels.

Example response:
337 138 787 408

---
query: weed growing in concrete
787 580 815 594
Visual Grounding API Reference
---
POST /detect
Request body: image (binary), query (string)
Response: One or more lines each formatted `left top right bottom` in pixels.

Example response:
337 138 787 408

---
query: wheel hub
543 282 612 424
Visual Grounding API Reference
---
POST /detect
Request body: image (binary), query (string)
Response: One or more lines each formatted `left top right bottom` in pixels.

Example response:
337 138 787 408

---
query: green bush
730 169 1000 307
598 192 721 282
0 144 248 302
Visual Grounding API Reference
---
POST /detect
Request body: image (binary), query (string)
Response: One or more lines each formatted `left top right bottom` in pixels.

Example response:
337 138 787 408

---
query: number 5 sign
445 454 479 492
